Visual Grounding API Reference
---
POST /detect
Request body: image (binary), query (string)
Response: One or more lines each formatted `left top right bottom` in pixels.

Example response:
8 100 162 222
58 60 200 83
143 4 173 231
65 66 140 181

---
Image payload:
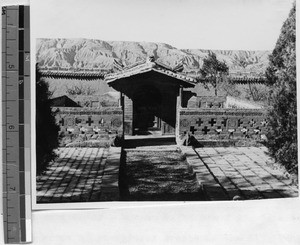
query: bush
265 4 297 174
36 64 60 175
65 84 96 96
245 84 269 102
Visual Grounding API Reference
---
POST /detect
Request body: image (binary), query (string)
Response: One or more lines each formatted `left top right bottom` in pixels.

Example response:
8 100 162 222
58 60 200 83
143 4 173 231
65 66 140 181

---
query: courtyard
36 145 298 203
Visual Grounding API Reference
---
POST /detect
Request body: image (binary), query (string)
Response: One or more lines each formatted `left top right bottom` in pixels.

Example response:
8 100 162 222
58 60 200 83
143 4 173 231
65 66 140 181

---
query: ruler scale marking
2 6 31 244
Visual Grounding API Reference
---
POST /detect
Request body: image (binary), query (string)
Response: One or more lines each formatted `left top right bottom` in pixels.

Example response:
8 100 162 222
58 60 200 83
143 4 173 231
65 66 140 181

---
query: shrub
245 84 269 102
36 64 60 175
219 80 241 98
65 84 96 96
265 4 297 174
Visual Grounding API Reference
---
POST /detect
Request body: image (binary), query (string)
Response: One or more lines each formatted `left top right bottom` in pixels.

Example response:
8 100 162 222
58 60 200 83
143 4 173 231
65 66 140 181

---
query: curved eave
105 67 153 83
105 68 196 88
153 68 196 86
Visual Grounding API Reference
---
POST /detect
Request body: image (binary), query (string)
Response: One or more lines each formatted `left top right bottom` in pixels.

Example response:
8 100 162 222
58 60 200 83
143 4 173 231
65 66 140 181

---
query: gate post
176 86 183 145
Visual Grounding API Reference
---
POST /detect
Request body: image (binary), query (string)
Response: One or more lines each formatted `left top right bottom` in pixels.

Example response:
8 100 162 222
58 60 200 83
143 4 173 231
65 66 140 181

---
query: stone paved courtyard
36 146 298 203
182 146 298 200
36 147 121 203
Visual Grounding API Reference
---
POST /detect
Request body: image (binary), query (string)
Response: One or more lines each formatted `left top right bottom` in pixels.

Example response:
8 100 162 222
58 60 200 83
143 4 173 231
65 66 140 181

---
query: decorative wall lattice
179 109 268 140
53 107 123 146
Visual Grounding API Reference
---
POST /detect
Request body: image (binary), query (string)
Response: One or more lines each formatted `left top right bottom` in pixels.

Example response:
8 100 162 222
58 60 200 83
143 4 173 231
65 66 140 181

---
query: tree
198 52 229 96
36 64 60 175
265 4 297 174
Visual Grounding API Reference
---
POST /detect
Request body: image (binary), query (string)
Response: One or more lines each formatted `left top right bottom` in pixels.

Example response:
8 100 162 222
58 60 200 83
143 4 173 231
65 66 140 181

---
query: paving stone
99 190 119 201
192 146 298 201
204 186 229 201
276 189 298 197
224 186 241 197
36 147 121 203
181 146 228 200
260 191 283 199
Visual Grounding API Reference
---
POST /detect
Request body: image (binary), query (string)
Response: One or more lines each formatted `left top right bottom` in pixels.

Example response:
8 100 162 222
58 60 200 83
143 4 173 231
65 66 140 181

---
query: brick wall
179 108 268 141
53 107 123 146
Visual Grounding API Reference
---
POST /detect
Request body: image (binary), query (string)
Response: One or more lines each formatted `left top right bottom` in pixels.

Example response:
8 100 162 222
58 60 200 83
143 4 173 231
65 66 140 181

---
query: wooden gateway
105 57 196 137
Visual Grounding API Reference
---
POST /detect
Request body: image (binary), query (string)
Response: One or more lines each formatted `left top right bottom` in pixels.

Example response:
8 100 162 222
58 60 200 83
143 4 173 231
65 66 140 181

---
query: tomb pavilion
105 56 196 137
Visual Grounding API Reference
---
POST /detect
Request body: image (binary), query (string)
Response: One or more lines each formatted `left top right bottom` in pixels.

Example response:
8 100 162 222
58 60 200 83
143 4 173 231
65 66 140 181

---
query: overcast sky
31 0 294 50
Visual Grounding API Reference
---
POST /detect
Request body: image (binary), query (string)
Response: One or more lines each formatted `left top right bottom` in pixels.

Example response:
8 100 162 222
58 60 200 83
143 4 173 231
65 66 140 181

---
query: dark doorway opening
133 85 162 135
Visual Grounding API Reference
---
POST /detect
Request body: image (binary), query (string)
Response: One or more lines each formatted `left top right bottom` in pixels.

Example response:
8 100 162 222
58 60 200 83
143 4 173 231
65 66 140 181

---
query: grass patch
119 149 205 201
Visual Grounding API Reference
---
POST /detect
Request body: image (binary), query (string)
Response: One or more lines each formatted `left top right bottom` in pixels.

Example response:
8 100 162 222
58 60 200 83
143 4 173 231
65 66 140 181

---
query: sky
30 0 295 51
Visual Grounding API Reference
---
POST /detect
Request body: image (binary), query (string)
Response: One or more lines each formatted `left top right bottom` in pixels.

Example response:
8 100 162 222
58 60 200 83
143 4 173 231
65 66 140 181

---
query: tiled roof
105 58 196 86
228 75 266 83
39 68 105 80
182 71 267 84
226 71 266 83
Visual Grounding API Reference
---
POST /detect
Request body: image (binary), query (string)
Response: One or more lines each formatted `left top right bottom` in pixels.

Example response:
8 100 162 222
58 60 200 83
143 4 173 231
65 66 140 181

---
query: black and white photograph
33 0 298 206
1 0 300 244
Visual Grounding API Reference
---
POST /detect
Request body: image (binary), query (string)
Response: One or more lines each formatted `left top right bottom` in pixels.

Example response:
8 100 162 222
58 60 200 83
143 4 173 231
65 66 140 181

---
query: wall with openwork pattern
53 107 123 146
179 108 268 141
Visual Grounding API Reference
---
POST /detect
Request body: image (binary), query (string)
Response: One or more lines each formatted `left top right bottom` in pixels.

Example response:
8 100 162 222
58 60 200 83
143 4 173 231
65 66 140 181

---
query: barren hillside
36 38 270 76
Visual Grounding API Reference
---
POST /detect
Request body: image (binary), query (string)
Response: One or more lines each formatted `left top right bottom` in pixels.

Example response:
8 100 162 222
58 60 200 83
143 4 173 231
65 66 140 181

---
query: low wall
53 107 123 147
225 96 263 109
71 94 120 108
178 108 268 141
186 96 227 109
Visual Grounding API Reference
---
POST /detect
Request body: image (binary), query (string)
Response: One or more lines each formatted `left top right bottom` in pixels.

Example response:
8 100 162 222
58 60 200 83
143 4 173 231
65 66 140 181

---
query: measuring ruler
2 5 32 243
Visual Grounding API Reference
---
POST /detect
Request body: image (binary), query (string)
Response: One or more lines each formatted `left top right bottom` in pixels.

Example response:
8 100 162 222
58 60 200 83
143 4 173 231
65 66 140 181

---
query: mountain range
36 38 271 76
